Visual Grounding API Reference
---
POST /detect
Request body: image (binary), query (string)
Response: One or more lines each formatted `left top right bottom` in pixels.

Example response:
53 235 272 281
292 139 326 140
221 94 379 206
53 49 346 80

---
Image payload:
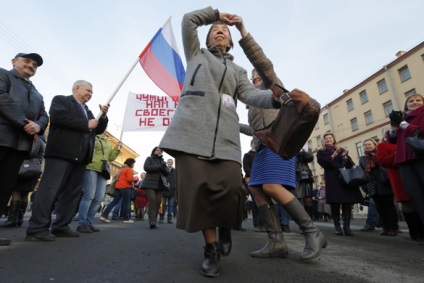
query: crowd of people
1 5 423 279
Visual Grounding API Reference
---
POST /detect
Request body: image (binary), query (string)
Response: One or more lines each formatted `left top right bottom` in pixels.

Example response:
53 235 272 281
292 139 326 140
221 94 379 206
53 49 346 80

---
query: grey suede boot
284 198 327 260
250 203 289 258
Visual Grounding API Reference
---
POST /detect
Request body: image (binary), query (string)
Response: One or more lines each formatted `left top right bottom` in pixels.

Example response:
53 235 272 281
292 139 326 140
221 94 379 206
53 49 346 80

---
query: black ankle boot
0 201 21 228
18 202 27 227
342 204 354 236
331 204 343 236
218 227 232 256
200 242 220 277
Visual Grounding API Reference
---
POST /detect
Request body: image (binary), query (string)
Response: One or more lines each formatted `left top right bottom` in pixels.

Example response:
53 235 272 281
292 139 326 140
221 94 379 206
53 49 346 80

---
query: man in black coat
0 53 49 246
26 80 109 241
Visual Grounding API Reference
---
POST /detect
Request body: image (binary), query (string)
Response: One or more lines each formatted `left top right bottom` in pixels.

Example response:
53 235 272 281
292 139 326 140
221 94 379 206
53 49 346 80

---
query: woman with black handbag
317 133 363 236
76 134 121 232
387 93 424 227
359 139 398 236
1 135 46 228
142 146 169 229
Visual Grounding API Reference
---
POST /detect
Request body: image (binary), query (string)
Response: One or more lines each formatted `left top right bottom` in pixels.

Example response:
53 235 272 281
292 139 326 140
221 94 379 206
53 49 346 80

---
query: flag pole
95 57 140 120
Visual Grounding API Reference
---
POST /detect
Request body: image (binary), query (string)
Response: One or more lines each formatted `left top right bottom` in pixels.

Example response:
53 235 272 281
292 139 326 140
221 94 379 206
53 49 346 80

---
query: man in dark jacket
159 159 177 224
0 53 49 246
26 80 109 242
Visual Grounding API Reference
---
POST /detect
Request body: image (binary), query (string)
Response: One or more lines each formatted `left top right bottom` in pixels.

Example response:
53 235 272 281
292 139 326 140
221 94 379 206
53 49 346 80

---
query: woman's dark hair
124 158 136 167
151 146 162 155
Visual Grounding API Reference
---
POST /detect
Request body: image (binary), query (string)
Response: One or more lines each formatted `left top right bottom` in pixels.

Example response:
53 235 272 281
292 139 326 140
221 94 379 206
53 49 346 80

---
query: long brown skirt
174 153 245 233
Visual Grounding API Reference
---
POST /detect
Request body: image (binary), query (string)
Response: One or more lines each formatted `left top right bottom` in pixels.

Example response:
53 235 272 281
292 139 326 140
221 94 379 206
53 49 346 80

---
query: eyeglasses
156 149 163 152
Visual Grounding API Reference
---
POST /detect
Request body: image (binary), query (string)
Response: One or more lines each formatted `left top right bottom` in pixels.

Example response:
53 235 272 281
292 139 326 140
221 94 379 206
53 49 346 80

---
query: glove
399 121 409 130
389 110 403 127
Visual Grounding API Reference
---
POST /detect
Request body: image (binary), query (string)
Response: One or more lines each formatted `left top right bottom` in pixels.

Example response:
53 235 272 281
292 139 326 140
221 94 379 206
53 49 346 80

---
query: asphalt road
0 213 423 283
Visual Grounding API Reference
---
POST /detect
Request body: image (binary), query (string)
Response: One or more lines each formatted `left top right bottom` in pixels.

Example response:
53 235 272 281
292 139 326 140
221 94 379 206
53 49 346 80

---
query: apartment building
308 41 424 183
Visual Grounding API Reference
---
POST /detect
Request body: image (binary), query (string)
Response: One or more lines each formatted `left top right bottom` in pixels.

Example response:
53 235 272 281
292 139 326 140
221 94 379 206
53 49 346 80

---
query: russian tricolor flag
139 18 185 99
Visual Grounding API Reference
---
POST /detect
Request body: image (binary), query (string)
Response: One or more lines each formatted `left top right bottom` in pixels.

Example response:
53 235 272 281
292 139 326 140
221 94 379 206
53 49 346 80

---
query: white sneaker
100 216 110 223
123 220 134 224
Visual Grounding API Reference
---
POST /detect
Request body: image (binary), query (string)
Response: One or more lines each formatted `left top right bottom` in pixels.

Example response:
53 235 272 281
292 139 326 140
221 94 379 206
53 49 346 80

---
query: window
351 118 358 131
323 113 329 125
316 135 322 148
359 90 368 104
365 110 374 125
308 140 313 149
356 142 364 157
377 79 388 94
314 122 319 130
347 99 354 111
405 88 416 96
383 101 393 116
398 65 411 82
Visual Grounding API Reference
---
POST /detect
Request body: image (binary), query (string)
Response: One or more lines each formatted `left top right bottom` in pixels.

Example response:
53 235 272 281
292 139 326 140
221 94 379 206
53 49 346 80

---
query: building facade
308 41 424 183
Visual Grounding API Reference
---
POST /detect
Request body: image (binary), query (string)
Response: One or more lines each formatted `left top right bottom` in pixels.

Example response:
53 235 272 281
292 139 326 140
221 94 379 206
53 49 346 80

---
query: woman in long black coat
317 133 363 236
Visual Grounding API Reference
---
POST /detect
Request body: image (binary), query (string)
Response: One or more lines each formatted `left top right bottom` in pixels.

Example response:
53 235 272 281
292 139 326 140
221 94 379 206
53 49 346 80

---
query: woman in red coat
378 134 424 241
387 94 424 228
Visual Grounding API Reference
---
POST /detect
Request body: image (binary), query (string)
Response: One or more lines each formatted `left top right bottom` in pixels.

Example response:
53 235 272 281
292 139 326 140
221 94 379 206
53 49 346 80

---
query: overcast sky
1 0 423 173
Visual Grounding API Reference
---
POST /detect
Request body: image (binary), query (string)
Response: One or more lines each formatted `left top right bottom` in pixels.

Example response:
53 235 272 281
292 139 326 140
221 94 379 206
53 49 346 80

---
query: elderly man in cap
0 53 49 246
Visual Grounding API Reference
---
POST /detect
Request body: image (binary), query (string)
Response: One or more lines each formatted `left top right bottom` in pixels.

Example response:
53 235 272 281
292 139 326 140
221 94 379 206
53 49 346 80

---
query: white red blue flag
139 18 185 100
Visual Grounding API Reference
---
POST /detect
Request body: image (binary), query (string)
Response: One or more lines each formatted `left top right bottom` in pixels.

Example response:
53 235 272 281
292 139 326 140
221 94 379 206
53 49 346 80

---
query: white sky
1 0 423 173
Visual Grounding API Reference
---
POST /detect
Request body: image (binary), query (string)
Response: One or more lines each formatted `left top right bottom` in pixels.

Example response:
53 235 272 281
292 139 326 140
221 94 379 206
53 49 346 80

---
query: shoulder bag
339 164 367 188
405 130 424 158
18 158 42 179
254 84 320 160
99 138 111 180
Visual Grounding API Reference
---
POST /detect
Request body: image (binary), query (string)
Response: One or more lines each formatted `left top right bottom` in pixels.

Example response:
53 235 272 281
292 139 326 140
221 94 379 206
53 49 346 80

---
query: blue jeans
101 188 132 221
160 196 174 220
78 170 107 226
112 199 123 218
275 204 291 225
365 197 378 228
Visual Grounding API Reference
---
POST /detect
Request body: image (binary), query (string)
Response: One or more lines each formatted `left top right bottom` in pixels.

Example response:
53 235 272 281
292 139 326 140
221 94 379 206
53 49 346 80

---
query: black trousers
0 147 28 215
27 158 85 234
374 194 398 232
399 159 424 226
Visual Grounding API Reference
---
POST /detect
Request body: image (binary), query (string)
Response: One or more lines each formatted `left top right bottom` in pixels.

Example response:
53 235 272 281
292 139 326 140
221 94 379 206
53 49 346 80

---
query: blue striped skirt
248 145 296 189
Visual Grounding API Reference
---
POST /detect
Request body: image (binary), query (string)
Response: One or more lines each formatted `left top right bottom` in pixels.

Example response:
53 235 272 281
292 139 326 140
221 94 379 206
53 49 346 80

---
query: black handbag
99 138 111 180
405 130 424 158
19 158 42 179
339 165 367 188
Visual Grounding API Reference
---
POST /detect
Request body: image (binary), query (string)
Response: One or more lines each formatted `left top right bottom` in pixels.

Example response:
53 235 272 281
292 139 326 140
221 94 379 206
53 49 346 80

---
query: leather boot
403 211 424 242
251 203 289 258
200 242 220 277
18 202 27 227
331 204 343 236
218 227 232 256
284 198 327 260
0 201 21 228
342 204 354 236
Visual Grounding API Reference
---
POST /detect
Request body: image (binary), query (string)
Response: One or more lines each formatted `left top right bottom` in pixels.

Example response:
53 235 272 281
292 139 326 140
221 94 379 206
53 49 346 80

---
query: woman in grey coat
159 7 281 277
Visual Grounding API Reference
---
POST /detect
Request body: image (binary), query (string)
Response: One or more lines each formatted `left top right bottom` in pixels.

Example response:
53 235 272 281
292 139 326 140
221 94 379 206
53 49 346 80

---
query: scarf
364 149 378 173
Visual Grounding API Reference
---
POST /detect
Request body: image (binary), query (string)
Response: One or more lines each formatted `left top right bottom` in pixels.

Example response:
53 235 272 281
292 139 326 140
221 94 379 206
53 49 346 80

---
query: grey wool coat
160 6 279 165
